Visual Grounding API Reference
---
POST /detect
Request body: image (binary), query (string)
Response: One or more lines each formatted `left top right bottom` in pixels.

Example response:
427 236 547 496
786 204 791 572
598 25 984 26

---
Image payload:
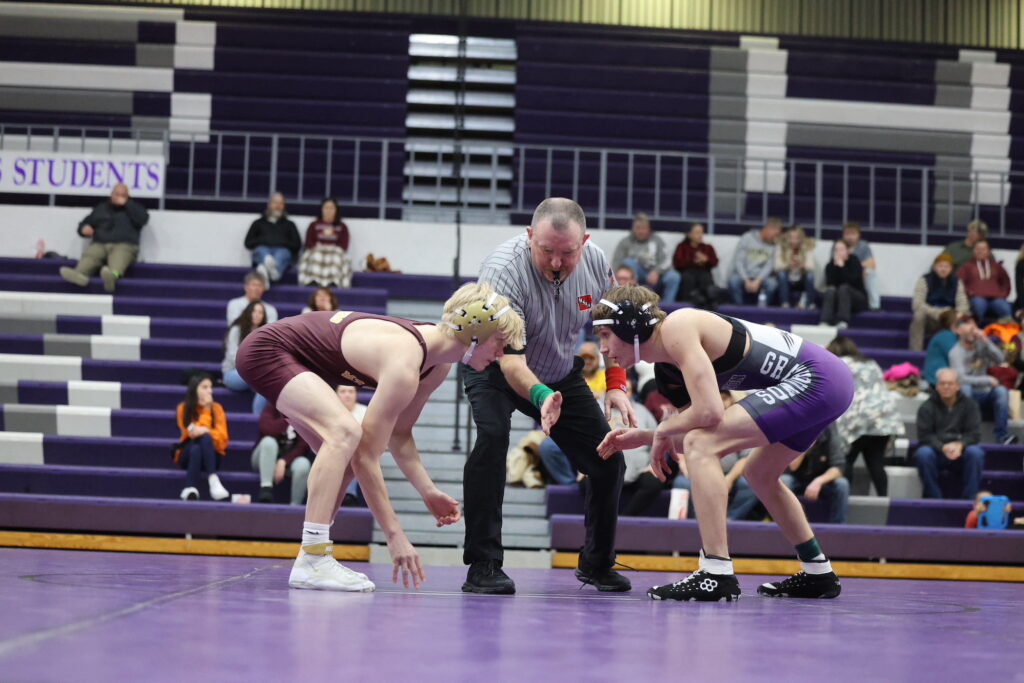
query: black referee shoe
574 567 632 592
757 571 841 599
462 560 515 595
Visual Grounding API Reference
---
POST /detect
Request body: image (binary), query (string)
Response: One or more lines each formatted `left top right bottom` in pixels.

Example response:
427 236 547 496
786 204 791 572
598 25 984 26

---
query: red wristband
605 366 628 393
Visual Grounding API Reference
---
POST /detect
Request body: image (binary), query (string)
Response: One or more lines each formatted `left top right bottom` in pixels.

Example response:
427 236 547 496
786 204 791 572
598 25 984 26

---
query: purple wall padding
0 493 373 542
549 514 1024 564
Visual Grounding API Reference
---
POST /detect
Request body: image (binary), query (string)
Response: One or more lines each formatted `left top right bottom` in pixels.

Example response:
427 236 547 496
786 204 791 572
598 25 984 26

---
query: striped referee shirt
479 232 616 384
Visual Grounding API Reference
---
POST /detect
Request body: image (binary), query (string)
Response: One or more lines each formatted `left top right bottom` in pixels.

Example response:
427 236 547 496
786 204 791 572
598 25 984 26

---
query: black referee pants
461 357 625 571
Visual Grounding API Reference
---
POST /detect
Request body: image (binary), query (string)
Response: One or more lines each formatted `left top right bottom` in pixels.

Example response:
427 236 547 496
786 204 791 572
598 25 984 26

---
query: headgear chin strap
447 292 513 364
593 298 658 365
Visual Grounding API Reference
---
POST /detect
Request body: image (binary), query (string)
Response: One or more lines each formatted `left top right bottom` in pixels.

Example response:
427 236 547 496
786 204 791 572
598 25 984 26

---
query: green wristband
530 383 555 410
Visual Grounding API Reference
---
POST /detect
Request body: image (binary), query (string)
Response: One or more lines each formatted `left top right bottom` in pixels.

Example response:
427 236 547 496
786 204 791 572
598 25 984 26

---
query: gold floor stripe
0 531 370 562
552 552 1024 583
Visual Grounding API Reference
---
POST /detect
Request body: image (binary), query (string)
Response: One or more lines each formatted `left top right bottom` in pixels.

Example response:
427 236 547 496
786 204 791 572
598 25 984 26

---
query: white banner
0 150 165 198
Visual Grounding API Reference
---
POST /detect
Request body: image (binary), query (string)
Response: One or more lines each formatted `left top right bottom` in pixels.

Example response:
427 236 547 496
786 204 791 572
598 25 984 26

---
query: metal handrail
1 123 1018 242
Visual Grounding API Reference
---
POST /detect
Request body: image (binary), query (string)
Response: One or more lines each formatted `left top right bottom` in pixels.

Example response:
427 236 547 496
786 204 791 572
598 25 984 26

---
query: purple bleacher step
0 492 372 542
44 435 256 472
886 498 1024 527
84 359 222 384
549 514 1024 564
112 296 383 321
0 273 387 308
844 328 909 349
0 257 298 286
14 380 253 413
112 408 259 442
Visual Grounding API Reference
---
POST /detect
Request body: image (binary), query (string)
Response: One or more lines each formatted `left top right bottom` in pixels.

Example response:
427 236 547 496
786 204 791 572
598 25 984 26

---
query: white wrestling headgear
592 298 658 365
447 291 513 364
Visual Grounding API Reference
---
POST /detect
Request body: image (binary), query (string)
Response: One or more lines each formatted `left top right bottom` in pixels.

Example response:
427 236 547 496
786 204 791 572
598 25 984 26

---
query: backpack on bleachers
978 495 1011 530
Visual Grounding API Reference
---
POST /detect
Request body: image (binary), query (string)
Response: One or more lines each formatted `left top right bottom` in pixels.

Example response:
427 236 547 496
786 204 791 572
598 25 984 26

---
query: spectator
948 314 1015 444
910 253 969 351
774 225 817 309
827 336 905 496
226 271 279 325
819 240 866 328
59 183 148 293
298 197 352 288
618 402 671 516
841 222 880 310
1014 242 1024 316
780 424 849 524
336 384 366 507
965 489 1013 528
943 219 988 270
252 404 312 504
727 217 781 306
614 265 637 287
174 373 230 501
612 213 681 303
302 286 338 314
244 192 301 288
923 309 961 386
222 301 269 414
913 368 985 499
956 239 1012 323
578 341 605 397
672 222 720 309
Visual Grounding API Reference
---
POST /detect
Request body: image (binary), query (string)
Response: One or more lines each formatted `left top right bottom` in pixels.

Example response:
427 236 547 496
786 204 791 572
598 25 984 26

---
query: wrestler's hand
598 428 653 459
604 388 638 428
386 531 425 590
650 429 675 482
423 488 462 527
541 391 563 435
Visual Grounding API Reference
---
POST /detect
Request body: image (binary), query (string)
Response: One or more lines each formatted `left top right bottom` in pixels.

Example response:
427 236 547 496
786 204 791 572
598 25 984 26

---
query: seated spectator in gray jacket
226 271 279 324
222 301 269 415
252 404 313 505
59 183 148 293
727 218 781 306
909 253 969 351
780 423 849 524
612 213 681 303
244 192 301 288
948 315 1015 444
841 222 880 310
913 368 986 499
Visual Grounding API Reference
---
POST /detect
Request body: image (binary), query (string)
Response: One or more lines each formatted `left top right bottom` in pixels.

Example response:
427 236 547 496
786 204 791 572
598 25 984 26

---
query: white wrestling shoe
289 547 375 592
207 474 230 501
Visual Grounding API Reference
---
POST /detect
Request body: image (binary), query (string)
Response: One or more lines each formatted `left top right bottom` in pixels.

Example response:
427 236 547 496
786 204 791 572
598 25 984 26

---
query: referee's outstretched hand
541 391 563 435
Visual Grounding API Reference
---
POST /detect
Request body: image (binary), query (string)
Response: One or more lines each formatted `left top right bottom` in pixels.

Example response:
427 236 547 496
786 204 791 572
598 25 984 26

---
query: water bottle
757 291 767 308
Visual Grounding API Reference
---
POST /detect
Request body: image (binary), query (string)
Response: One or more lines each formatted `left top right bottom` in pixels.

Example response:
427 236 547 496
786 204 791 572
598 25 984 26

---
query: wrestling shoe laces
757 571 841 599
647 569 741 602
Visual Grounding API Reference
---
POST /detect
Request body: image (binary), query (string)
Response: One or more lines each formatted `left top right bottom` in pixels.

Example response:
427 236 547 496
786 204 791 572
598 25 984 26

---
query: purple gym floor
1 549 1022 682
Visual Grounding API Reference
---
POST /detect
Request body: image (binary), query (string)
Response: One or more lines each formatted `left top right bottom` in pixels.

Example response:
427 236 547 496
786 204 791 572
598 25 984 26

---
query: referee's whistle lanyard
552 273 562 301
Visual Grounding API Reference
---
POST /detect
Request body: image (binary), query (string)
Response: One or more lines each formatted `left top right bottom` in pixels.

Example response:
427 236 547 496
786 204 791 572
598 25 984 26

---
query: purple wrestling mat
1 548 1022 682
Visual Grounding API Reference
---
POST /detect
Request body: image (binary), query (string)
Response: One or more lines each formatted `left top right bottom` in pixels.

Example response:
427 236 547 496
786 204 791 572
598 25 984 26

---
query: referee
461 197 636 594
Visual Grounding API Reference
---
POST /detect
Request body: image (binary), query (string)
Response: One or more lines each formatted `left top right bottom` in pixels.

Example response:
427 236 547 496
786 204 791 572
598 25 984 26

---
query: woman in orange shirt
175 373 230 501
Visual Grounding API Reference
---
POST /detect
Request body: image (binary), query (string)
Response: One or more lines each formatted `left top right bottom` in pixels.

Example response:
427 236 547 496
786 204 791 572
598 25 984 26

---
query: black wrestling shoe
647 570 741 602
575 567 632 592
462 560 515 595
757 571 841 599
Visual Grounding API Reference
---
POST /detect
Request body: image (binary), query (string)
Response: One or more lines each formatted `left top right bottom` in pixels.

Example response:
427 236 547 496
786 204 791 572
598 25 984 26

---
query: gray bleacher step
376 514 548 537
408 34 517 62
387 299 444 318
408 65 516 85
406 90 516 109
384 481 546 504
402 185 512 205
404 137 514 156
412 410 534 429
383 463 463 483
373 530 550 549
389 499 542 518
387 451 466 470
404 161 514 181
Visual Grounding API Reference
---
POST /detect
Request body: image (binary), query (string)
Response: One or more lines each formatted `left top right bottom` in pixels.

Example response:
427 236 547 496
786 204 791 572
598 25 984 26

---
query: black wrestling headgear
592 298 658 364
